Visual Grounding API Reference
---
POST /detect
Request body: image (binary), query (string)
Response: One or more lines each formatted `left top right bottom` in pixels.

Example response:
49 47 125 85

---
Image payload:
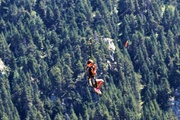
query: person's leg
94 79 104 95
96 79 104 89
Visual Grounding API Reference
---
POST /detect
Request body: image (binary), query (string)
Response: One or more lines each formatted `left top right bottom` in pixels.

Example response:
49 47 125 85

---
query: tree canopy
0 0 180 119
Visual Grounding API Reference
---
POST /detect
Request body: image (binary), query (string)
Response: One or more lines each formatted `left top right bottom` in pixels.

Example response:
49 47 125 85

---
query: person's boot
94 88 102 95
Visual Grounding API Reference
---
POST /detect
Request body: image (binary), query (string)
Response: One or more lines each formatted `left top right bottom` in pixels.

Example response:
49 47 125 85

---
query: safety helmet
87 59 93 64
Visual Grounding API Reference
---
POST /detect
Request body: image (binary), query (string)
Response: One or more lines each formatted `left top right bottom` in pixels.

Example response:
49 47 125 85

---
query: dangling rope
89 38 93 59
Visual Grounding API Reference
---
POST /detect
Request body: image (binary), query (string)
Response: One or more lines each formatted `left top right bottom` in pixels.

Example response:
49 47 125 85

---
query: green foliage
0 0 179 119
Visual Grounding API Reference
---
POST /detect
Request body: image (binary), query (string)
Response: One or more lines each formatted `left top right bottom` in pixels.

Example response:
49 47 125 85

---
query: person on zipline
86 59 104 95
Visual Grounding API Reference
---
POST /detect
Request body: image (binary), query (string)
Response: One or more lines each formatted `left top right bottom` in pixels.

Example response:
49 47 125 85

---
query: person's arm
91 64 97 75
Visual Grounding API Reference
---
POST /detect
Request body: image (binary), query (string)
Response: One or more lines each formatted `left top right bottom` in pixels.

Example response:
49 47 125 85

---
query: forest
0 0 180 120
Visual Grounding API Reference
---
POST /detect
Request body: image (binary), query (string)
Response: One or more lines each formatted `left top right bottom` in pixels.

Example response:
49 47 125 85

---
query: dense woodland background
0 0 180 120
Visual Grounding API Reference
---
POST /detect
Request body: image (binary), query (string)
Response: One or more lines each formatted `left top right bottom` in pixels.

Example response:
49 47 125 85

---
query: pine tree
54 114 63 120
69 108 78 120
0 18 6 31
